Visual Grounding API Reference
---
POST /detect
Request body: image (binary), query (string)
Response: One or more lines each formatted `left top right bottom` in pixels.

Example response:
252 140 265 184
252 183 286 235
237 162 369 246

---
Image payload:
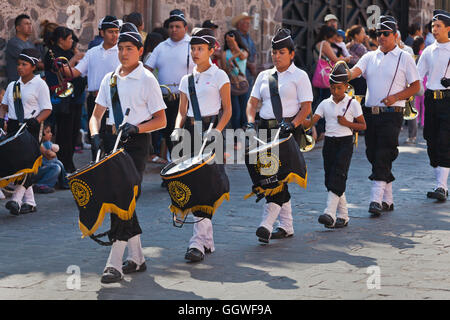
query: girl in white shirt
305 62 366 228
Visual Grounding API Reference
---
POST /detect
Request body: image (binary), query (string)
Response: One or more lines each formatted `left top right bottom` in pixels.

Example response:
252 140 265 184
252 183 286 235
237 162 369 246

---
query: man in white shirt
348 15 420 216
66 16 121 159
417 10 450 201
90 23 167 284
145 9 194 155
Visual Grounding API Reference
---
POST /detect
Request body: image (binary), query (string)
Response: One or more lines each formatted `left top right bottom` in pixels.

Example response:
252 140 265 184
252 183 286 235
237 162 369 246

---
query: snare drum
67 149 141 238
245 133 307 199
0 130 42 188
160 152 230 225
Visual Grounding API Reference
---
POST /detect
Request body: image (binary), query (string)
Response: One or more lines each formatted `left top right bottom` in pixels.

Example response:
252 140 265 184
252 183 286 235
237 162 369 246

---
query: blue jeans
34 159 69 188
231 93 248 130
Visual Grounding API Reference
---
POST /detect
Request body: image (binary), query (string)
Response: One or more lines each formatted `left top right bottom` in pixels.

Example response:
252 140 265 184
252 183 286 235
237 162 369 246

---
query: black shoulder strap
268 70 283 123
342 97 354 117
188 74 202 122
387 51 403 97
13 81 24 123
110 72 123 131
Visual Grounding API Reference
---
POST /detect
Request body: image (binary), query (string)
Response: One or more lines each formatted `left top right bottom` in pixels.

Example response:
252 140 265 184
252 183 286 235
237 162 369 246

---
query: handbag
228 57 249 96
312 41 333 89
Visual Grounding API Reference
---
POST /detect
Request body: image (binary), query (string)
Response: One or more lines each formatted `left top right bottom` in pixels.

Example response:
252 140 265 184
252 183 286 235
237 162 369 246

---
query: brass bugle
49 49 74 98
160 84 176 102
299 107 315 152
403 96 418 120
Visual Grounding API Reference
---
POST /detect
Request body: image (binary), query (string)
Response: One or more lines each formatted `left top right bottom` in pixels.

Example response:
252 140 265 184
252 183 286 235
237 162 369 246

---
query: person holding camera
417 9 450 202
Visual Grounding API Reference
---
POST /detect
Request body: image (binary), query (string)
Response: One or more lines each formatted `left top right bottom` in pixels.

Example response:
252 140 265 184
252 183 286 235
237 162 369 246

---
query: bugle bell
49 49 74 98
299 127 315 152
160 84 176 102
403 96 418 120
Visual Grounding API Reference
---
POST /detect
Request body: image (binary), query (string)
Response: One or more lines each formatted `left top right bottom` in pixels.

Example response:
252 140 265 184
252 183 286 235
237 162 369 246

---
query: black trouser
363 108 403 183
259 118 291 206
163 96 180 153
55 103 82 173
87 92 109 160
105 132 150 242
7 119 40 189
323 135 353 197
424 90 450 168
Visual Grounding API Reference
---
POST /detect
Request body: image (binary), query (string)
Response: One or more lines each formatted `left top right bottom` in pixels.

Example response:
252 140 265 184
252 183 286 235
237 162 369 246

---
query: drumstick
14 110 36 138
197 122 214 159
113 108 131 153
273 127 281 142
95 149 101 163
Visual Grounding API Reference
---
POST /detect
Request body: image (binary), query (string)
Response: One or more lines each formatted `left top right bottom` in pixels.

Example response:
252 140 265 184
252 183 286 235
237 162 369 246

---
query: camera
441 77 450 88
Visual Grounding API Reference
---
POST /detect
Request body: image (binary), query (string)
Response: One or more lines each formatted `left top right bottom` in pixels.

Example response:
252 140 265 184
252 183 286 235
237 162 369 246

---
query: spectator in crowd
412 36 426 129
33 124 69 193
44 26 85 173
6 14 37 83
232 13 257 99
221 29 249 147
335 29 350 58
324 14 339 29
153 27 169 40
88 18 105 49
346 25 369 95
124 12 147 43
367 28 379 50
396 30 414 55
405 22 422 47
424 21 435 47
202 19 222 68
35 20 59 67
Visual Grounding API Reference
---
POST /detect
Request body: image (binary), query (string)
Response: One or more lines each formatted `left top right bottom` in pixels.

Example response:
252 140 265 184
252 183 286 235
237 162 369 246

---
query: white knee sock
105 240 127 274
324 191 340 222
436 167 449 191
337 193 349 222
260 202 281 234
11 185 26 206
277 200 294 235
371 181 386 204
126 235 145 266
22 186 36 207
189 217 215 254
382 182 393 205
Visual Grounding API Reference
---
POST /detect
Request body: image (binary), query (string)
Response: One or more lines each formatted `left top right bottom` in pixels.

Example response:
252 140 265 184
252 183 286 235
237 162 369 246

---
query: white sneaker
405 137 416 145
0 190 5 200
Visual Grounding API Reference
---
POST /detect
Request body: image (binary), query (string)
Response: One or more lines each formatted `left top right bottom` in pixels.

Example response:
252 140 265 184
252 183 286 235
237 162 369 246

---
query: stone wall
0 0 97 88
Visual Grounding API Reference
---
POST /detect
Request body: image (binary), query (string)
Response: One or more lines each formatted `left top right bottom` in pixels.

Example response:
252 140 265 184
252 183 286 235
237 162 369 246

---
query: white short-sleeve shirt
2 75 52 120
355 45 420 107
417 41 450 91
315 94 363 137
179 64 229 117
144 35 195 94
251 63 313 120
74 43 120 92
95 62 167 128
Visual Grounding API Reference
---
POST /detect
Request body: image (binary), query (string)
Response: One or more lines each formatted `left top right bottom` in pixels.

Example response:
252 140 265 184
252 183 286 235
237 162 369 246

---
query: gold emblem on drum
70 179 93 208
168 181 192 208
256 152 281 176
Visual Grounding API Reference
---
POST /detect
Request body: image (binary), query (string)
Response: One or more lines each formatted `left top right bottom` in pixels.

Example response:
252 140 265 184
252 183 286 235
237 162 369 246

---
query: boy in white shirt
305 62 366 228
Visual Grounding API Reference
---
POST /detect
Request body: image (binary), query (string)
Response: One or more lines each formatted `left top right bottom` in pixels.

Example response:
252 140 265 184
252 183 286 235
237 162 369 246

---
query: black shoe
270 227 293 239
5 201 20 216
428 188 448 202
204 247 212 254
100 267 123 284
369 202 382 217
318 214 335 228
381 202 394 212
256 226 270 243
122 260 147 274
19 203 36 214
334 218 348 228
185 248 204 262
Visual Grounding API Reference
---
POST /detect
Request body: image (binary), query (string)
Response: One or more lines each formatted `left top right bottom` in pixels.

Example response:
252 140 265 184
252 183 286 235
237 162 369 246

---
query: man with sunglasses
347 15 420 216
417 10 450 202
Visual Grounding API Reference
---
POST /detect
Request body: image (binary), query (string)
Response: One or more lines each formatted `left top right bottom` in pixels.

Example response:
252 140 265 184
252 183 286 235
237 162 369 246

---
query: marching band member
67 16 121 159
0 48 52 215
304 62 366 228
417 9 450 202
348 16 420 216
246 28 313 243
90 23 167 283
171 28 232 262
144 9 194 157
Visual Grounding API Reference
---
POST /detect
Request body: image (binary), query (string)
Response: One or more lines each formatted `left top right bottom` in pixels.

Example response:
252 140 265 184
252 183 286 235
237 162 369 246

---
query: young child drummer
0 48 52 215
304 62 366 228
171 28 232 262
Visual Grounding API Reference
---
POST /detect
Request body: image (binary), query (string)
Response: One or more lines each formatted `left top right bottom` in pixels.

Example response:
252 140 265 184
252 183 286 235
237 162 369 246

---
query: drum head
162 152 213 176
247 134 291 156
67 149 123 180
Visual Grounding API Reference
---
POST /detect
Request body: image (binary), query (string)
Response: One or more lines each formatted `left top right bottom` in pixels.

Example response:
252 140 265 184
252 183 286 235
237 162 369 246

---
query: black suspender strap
268 70 283 123
342 97 354 117
387 51 403 98
188 74 202 122
13 81 24 124
110 72 124 131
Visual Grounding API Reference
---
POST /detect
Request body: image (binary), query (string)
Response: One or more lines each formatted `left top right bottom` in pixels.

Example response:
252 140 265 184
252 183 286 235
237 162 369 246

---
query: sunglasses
376 31 394 37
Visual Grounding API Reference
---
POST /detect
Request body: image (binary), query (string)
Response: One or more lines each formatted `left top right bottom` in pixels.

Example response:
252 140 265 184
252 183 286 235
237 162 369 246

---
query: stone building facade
0 0 283 88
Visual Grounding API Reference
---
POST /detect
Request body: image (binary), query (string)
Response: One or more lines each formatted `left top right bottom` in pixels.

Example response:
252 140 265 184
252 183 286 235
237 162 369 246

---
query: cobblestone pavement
0 127 449 300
